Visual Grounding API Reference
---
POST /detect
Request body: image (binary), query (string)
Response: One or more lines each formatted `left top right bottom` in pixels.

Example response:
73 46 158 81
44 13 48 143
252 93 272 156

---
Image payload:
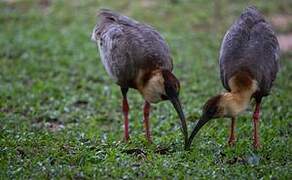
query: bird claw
228 138 236 146
228 133 236 146
146 138 152 144
253 142 261 149
123 136 130 143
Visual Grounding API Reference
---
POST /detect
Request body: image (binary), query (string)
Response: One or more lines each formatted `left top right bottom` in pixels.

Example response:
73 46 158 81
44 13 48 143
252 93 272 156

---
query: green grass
0 0 291 179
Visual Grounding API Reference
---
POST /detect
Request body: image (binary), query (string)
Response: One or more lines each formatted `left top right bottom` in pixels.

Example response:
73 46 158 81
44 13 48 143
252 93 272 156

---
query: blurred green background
0 0 291 179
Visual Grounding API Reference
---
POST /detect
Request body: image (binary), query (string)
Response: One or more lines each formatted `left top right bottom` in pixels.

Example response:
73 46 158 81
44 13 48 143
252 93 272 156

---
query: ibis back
219 6 280 97
93 9 173 88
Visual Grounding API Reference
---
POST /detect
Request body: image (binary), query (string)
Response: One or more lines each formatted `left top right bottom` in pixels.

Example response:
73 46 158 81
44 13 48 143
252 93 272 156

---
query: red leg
228 117 236 146
121 88 129 141
143 101 151 143
252 102 261 149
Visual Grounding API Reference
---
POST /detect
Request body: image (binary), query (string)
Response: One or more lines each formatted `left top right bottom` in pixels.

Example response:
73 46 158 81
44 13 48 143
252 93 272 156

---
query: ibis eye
161 94 168 100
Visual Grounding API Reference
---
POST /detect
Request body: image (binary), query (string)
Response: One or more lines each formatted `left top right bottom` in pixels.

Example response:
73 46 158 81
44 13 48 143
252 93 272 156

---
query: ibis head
186 76 257 150
138 69 188 147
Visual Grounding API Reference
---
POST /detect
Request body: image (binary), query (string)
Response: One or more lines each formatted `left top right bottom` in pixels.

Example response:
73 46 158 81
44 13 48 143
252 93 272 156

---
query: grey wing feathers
219 6 280 94
219 6 264 63
97 9 139 30
94 9 173 86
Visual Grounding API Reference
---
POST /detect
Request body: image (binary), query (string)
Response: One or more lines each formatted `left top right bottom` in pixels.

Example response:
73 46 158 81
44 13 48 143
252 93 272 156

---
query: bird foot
123 136 130 143
146 137 152 144
228 138 236 146
253 141 261 149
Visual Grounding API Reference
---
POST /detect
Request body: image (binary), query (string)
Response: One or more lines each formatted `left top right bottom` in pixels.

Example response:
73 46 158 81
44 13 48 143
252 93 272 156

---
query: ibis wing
95 9 173 86
219 6 279 95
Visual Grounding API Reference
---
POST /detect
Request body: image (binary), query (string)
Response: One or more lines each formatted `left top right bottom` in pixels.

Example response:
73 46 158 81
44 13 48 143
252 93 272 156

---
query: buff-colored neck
219 74 258 117
135 69 165 103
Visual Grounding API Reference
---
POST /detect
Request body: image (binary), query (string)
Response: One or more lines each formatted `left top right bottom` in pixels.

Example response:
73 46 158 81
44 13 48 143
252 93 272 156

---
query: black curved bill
169 97 188 150
185 116 210 150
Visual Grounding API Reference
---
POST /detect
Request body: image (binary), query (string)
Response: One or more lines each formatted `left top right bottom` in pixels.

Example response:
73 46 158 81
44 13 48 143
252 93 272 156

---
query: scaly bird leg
143 101 152 143
121 87 129 141
252 101 261 149
228 117 236 146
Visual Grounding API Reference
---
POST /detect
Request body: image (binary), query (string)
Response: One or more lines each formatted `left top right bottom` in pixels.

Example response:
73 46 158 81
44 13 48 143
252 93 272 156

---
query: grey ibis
187 6 280 150
91 9 188 147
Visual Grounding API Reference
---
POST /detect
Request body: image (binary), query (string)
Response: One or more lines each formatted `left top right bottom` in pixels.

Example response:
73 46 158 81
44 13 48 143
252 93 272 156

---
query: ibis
91 9 188 148
187 6 280 150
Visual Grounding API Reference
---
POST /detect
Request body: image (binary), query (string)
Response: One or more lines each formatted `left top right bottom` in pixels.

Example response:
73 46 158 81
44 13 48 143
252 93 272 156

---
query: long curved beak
169 97 188 150
185 116 210 150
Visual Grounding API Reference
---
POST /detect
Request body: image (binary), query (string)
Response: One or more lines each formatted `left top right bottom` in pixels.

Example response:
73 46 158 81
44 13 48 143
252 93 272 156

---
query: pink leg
228 117 236 146
143 101 152 143
121 88 129 141
122 97 129 141
253 102 261 149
